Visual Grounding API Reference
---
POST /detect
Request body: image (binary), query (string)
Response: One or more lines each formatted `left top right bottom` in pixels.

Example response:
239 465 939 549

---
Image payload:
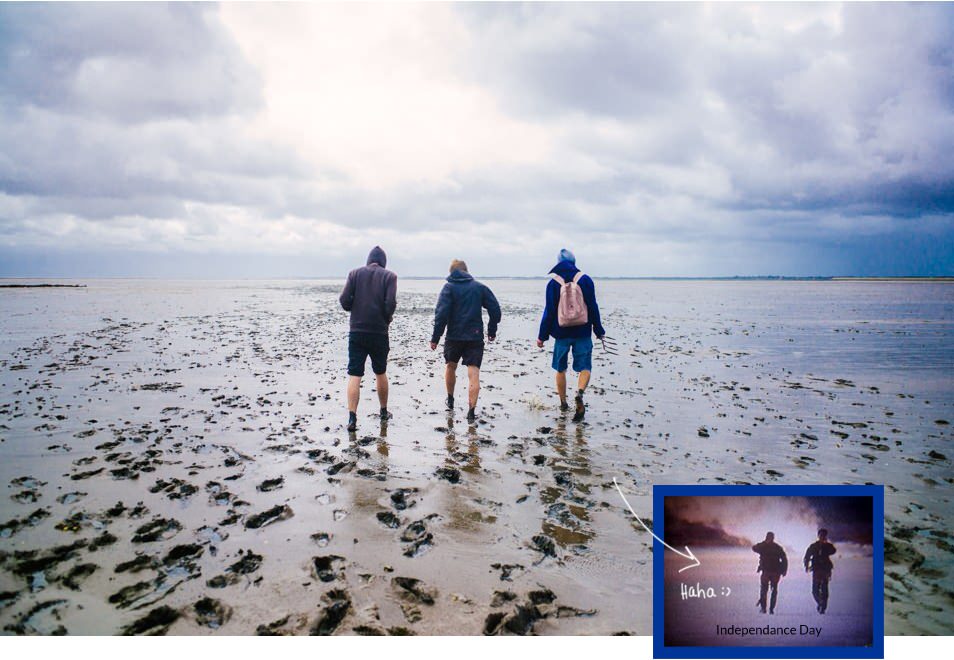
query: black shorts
443 339 484 368
347 332 389 377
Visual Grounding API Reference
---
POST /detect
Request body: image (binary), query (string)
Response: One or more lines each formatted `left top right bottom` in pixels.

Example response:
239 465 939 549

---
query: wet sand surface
0 279 951 635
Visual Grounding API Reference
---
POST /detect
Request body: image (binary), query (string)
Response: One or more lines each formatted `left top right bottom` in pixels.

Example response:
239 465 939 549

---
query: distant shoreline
0 277 951 283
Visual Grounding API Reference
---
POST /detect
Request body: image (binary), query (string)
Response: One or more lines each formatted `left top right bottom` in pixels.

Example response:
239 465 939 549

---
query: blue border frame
652 484 884 659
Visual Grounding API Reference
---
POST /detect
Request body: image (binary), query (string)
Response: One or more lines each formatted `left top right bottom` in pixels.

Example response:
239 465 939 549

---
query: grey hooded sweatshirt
339 246 398 335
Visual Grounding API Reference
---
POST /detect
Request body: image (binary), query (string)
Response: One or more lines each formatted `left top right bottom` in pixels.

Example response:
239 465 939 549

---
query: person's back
339 246 398 432
536 249 605 422
752 532 787 614
436 270 500 342
431 261 501 422
753 539 788 575
340 246 397 335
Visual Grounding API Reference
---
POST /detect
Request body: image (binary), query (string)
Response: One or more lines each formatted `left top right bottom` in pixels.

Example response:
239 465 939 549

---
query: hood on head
447 269 474 283
549 259 580 279
367 246 387 267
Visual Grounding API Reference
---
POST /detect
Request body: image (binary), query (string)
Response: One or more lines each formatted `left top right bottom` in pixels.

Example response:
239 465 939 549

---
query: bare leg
445 362 457 396
555 371 567 404
577 370 591 393
467 366 480 409
347 376 361 413
375 373 389 410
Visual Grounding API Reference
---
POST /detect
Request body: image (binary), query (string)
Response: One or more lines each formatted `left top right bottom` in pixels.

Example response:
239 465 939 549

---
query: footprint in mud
121 605 180 635
257 477 284 492
132 517 182 543
483 587 596 635
389 488 419 511
312 589 351 635
311 555 345 583
244 504 293 529
400 516 439 558
193 597 231 629
206 549 264 588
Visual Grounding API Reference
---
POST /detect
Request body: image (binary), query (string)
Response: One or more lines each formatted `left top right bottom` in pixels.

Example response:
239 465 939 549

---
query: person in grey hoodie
429 259 501 422
339 246 397 432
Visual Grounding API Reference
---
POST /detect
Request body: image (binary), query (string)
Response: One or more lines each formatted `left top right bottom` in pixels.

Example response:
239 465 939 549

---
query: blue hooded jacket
432 270 502 343
538 260 605 341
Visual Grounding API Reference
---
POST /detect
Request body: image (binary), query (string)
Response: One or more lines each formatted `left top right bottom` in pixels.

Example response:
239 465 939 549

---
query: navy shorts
348 332 389 377
552 336 593 373
444 339 484 368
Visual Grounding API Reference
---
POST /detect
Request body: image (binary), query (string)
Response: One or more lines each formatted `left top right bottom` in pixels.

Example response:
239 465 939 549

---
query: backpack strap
550 273 565 285
572 272 584 284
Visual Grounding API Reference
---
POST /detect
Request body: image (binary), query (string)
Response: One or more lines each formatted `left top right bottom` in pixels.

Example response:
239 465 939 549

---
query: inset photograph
654 485 883 659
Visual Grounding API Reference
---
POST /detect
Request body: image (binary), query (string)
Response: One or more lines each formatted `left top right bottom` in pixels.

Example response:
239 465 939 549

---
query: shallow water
0 279 951 635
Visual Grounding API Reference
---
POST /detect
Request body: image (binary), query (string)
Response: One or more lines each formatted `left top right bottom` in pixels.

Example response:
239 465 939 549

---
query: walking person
536 249 606 421
430 259 501 423
752 531 788 614
804 528 837 614
339 246 397 432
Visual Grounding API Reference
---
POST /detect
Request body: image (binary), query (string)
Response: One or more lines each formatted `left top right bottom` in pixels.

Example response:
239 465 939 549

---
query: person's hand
429 342 437 351
597 334 605 340
536 339 544 348
488 335 496 343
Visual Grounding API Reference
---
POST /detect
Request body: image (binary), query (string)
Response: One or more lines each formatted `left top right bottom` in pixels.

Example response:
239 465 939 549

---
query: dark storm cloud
0 2 952 276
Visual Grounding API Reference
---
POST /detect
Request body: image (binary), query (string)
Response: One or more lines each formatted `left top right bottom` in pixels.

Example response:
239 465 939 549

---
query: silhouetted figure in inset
752 531 788 614
804 528 837 614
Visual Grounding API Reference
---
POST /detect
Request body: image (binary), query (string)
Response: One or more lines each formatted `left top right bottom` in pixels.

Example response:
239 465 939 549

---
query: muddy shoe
467 407 476 423
446 395 454 411
380 408 392 421
347 412 357 433
560 400 569 412
572 394 585 422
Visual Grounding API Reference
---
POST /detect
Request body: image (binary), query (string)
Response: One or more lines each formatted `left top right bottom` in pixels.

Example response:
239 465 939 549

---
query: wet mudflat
0 279 951 635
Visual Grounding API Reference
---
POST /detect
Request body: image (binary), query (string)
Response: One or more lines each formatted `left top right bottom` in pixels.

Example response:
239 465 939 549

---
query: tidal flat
0 279 951 635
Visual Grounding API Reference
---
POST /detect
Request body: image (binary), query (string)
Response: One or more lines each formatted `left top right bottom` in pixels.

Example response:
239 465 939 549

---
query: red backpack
551 272 588 327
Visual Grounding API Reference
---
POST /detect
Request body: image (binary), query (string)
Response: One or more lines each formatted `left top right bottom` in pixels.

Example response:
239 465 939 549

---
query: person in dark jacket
339 246 398 432
804 528 837 613
752 531 788 614
430 259 501 423
536 249 606 421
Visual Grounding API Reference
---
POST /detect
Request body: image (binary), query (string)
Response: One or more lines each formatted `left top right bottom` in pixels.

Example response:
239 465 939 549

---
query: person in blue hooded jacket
536 249 606 421
430 259 502 422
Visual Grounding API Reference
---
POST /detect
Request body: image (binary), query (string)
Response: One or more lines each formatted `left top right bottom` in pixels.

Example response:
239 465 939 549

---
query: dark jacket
537 260 605 341
339 246 398 335
752 540 789 576
431 270 501 343
803 541 836 574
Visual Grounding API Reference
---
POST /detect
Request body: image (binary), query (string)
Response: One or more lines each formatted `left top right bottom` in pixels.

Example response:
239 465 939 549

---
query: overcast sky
1 2 952 277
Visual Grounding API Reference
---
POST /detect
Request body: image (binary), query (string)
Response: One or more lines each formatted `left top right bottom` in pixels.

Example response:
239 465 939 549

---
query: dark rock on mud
60 562 98 590
531 534 557 557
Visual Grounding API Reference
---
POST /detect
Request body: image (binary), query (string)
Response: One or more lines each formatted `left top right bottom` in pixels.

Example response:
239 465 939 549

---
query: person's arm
483 285 502 340
582 275 605 338
826 543 837 557
752 542 761 553
431 284 452 344
538 280 557 343
384 273 397 324
339 270 355 311
781 550 788 577
804 545 813 571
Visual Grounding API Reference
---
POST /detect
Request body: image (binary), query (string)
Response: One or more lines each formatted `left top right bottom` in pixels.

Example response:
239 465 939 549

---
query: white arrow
613 477 701 573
